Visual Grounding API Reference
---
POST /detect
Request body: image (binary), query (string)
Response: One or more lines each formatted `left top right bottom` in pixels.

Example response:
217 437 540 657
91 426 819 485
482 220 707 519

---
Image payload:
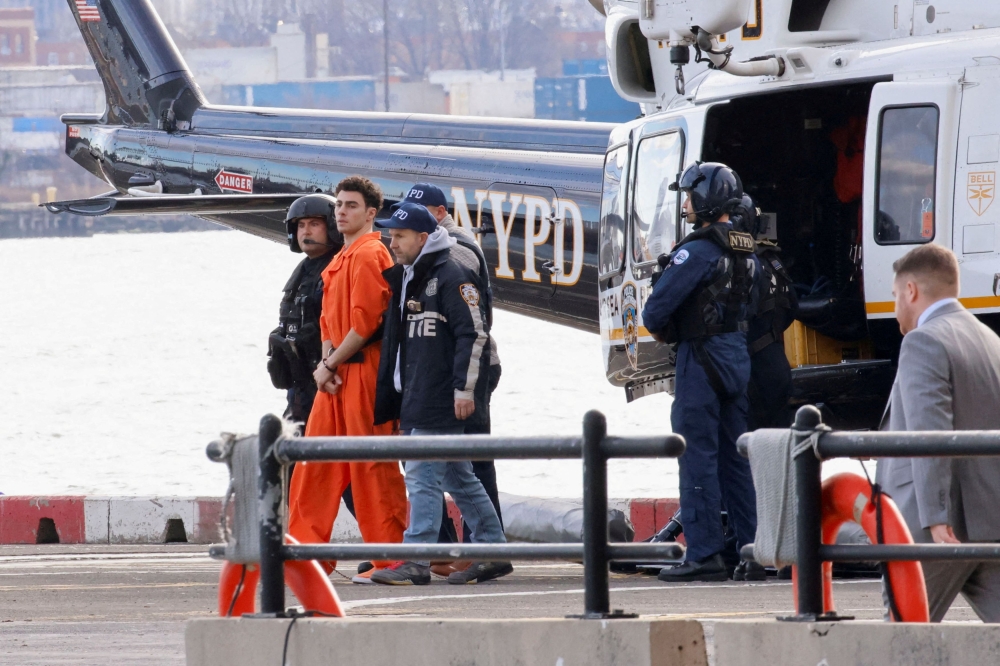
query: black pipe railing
737 404 1000 621
256 409 686 619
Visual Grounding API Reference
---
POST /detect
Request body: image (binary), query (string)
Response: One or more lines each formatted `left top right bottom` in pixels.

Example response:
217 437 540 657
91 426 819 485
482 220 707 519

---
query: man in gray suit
877 243 1000 622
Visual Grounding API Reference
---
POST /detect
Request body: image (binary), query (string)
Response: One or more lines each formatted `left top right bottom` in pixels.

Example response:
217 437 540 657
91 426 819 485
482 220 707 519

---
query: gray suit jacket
876 300 1000 543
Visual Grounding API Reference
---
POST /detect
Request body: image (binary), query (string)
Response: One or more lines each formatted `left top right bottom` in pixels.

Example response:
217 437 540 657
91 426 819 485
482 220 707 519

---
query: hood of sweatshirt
395 227 456 392
401 226 456 289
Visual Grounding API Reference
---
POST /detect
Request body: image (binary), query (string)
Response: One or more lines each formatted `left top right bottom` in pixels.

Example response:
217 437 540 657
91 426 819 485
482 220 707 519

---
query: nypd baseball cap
391 183 447 210
377 201 438 233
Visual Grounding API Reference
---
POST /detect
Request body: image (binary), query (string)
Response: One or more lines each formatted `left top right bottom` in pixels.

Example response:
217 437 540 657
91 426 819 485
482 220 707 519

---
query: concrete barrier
712 620 1000 665
186 617 1000 666
185 617 708 666
0 494 681 545
0 496 222 544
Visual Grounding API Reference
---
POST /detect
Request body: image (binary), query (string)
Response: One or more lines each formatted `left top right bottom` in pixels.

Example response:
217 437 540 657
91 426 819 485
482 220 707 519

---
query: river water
1 230 870 499
0 230 678 498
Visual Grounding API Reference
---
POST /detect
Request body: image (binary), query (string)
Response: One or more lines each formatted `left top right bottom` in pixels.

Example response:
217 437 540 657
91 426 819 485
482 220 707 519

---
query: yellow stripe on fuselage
866 296 1000 315
602 326 652 341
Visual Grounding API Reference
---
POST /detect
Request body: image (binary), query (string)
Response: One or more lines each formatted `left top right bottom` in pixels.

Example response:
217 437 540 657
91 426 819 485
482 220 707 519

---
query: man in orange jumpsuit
287 175 407 582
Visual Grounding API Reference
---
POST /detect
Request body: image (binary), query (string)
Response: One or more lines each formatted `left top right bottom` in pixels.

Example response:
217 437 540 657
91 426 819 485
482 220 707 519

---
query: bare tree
444 0 559 74
148 0 568 77
389 0 448 77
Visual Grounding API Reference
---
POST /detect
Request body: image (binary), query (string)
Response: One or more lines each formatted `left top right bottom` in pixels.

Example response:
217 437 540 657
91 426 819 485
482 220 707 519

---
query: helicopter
46 0 1000 428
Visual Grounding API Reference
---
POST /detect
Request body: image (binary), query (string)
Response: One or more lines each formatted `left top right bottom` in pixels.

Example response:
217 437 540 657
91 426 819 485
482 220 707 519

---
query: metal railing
253 410 686 619
738 405 1000 621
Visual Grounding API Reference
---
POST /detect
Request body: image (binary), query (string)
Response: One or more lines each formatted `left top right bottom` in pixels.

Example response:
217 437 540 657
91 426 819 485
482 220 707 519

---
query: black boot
657 554 728 583
732 559 766 581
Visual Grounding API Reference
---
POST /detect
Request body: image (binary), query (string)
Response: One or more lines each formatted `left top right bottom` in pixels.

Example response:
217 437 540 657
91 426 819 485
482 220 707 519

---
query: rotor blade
43 193 309 217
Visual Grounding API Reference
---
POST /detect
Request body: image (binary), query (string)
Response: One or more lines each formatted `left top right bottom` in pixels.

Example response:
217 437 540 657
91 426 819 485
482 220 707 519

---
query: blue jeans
403 427 506 565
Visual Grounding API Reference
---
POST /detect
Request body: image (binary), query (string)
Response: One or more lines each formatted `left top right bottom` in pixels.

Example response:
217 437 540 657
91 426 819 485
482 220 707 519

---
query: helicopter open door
861 79 961 318
599 118 688 401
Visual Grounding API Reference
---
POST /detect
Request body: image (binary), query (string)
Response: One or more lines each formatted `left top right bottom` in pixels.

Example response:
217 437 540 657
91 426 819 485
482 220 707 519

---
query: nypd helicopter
47 0 1000 428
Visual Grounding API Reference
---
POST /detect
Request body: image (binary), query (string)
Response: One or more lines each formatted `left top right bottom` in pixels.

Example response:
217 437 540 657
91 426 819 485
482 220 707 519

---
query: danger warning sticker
215 170 253 194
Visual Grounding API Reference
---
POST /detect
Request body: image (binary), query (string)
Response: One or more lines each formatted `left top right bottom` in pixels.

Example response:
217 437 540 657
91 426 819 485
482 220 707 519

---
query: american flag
75 0 101 22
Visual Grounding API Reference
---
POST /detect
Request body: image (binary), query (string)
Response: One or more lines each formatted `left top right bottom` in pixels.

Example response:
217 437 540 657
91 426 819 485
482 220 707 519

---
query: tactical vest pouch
267 330 295 390
748 248 795 354
659 320 680 345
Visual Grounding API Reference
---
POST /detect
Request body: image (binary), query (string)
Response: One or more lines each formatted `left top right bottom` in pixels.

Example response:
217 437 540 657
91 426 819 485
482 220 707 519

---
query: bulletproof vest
671 224 757 342
749 242 795 355
275 252 332 377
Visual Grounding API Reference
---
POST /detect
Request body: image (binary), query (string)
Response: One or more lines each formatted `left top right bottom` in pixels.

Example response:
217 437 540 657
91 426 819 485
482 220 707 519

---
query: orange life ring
216 534 345 617
793 472 929 621
217 560 259 616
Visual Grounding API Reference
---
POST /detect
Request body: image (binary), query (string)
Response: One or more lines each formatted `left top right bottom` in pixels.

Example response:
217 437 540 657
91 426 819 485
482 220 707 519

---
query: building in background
0 7 36 66
429 69 535 118
35 39 89 66
270 22 306 80
185 46 278 97
0 3 639 204
0 64 106 206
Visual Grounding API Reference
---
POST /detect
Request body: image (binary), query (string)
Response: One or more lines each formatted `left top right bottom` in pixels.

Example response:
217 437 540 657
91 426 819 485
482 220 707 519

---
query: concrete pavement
0 545 984 664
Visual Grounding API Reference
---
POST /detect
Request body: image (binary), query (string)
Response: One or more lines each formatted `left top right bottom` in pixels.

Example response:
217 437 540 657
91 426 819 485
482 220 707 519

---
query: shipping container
220 79 376 111
534 75 640 123
562 59 607 76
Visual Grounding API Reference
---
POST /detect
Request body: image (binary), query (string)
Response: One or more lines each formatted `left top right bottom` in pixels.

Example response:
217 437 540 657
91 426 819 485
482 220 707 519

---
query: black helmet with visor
731 193 764 238
284 194 344 253
671 162 744 224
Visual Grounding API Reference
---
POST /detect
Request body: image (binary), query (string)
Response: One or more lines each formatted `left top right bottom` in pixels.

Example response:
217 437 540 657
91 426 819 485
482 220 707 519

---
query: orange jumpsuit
287 231 407 571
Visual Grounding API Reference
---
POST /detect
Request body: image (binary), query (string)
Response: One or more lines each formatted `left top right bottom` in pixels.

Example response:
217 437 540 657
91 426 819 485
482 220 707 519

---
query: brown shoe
428 560 453 576
430 560 473 578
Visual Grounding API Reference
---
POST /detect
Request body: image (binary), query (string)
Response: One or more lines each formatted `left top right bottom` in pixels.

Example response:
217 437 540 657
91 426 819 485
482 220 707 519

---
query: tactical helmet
671 162 743 223
731 194 763 238
285 193 344 253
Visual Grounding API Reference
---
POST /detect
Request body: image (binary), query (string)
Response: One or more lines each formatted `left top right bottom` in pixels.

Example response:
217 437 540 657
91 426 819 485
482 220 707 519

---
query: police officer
718 195 800 582
641 162 760 583
733 195 798 431
392 184 504 572
267 194 344 426
371 203 511 586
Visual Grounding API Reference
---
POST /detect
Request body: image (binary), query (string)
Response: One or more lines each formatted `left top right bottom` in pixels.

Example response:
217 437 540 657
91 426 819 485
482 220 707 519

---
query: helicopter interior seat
794 291 869 341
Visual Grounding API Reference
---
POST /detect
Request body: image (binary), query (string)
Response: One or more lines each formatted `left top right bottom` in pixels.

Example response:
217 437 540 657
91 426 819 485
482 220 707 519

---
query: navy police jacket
374 248 491 431
641 223 760 392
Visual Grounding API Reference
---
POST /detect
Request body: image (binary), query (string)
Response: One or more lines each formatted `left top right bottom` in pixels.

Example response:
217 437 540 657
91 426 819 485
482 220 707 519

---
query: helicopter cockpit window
875 106 939 244
632 131 683 264
599 145 628 276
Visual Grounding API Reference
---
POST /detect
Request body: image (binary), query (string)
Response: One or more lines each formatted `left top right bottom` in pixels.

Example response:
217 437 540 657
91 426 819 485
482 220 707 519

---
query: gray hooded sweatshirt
394 227 457 392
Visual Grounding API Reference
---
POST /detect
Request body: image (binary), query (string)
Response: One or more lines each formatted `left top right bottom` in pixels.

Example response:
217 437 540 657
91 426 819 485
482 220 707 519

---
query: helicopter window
599 145 628 276
875 105 939 244
631 131 683 265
